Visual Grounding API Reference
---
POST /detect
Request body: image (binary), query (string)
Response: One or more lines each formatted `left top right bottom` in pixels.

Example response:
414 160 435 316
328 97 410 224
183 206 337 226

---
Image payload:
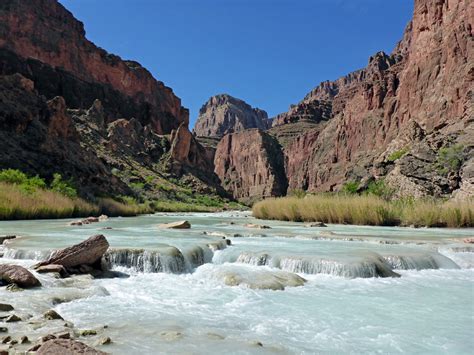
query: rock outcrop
194 94 271 138
211 0 471 199
278 0 473 196
0 264 41 288
35 234 109 271
0 0 187 134
0 0 223 202
214 129 287 202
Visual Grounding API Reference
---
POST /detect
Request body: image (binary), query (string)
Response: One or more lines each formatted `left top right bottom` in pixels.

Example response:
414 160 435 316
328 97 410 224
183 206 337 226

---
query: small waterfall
2 247 51 261
438 246 474 269
236 252 271 266
103 247 187 273
382 252 460 270
277 255 398 278
234 252 399 278
103 242 229 274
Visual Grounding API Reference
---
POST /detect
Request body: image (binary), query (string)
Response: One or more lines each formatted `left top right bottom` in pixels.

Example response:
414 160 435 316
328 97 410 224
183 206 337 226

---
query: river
1 212 473 354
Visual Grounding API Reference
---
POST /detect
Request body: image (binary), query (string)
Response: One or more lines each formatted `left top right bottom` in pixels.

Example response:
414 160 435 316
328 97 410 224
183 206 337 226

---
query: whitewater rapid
1 212 473 354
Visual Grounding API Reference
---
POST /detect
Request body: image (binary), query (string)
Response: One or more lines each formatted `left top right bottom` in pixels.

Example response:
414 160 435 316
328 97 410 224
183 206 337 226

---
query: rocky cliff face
194 94 271 137
210 0 472 201
0 0 222 201
280 0 473 196
214 129 287 203
0 0 188 134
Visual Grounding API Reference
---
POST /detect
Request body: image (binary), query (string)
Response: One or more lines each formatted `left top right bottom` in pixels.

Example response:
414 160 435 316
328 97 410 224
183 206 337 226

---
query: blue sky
60 0 413 128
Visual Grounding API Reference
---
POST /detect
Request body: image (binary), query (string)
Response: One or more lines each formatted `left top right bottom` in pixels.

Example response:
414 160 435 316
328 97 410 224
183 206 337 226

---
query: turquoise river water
0 212 473 354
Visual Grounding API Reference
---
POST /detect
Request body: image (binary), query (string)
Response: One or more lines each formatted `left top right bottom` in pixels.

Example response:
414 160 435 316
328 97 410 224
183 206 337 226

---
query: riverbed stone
0 264 41 288
305 222 327 227
244 223 271 229
0 328 6 333
35 235 109 272
56 331 71 339
160 331 183 341
43 310 64 321
36 339 107 355
5 315 21 323
95 336 111 345
0 304 13 312
158 220 191 229
19 336 29 344
36 264 69 278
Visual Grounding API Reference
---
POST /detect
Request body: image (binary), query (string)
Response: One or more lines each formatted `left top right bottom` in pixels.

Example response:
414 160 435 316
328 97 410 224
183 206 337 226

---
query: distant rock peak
194 94 271 138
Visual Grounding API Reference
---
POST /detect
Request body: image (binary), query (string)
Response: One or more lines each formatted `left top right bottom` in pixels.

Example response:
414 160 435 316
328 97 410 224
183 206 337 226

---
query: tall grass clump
253 194 473 228
98 197 153 217
0 182 98 220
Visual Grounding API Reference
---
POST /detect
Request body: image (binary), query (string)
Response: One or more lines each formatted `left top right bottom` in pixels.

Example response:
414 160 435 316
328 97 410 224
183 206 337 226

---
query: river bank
252 194 474 228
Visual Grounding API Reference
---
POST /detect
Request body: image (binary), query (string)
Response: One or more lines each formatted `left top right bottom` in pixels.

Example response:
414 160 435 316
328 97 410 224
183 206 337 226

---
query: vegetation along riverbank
253 193 474 228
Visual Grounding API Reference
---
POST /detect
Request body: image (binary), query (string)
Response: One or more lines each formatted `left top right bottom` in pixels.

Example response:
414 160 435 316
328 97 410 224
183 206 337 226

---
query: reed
0 182 98 220
252 194 474 228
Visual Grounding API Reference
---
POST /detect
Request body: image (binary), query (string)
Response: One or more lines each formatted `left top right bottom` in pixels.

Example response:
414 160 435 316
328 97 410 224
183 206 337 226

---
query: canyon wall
0 0 221 199
194 94 271 138
208 0 473 201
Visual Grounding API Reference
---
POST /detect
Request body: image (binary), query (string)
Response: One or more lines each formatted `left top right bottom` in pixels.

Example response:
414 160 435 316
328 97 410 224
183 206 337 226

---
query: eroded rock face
0 0 188 134
276 0 473 196
0 264 41 288
0 0 221 200
194 94 271 138
214 129 287 202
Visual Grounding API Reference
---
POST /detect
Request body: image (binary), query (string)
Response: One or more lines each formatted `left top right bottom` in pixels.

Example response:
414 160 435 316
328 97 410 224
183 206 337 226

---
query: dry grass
98 198 153 217
0 182 98 220
253 194 474 228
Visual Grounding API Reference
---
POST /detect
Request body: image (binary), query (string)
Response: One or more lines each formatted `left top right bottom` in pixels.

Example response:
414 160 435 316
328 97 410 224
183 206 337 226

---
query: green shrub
365 179 395 200
341 181 359 194
0 169 28 185
437 144 465 174
50 173 77 199
387 147 409 162
288 189 307 198
0 169 46 193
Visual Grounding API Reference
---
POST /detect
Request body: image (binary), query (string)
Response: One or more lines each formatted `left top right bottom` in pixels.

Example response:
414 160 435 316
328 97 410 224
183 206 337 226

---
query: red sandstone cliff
212 0 472 200
214 129 287 202
0 0 187 134
194 94 271 138
281 0 473 196
0 0 221 199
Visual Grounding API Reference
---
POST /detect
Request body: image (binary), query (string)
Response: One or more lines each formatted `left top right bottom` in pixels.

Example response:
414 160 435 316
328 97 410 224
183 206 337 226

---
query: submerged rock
0 264 41 288
36 264 69 278
43 310 64 321
35 235 109 272
244 223 271 229
5 314 21 323
0 304 13 312
160 331 183 341
36 339 106 355
305 222 327 227
158 220 191 229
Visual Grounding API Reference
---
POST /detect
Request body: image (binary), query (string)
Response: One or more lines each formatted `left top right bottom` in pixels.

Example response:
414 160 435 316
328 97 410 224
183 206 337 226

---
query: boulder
5 314 21 323
44 310 63 321
0 304 13 312
158 221 191 229
36 339 107 355
463 238 474 244
36 264 69 277
0 264 41 288
35 235 109 271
